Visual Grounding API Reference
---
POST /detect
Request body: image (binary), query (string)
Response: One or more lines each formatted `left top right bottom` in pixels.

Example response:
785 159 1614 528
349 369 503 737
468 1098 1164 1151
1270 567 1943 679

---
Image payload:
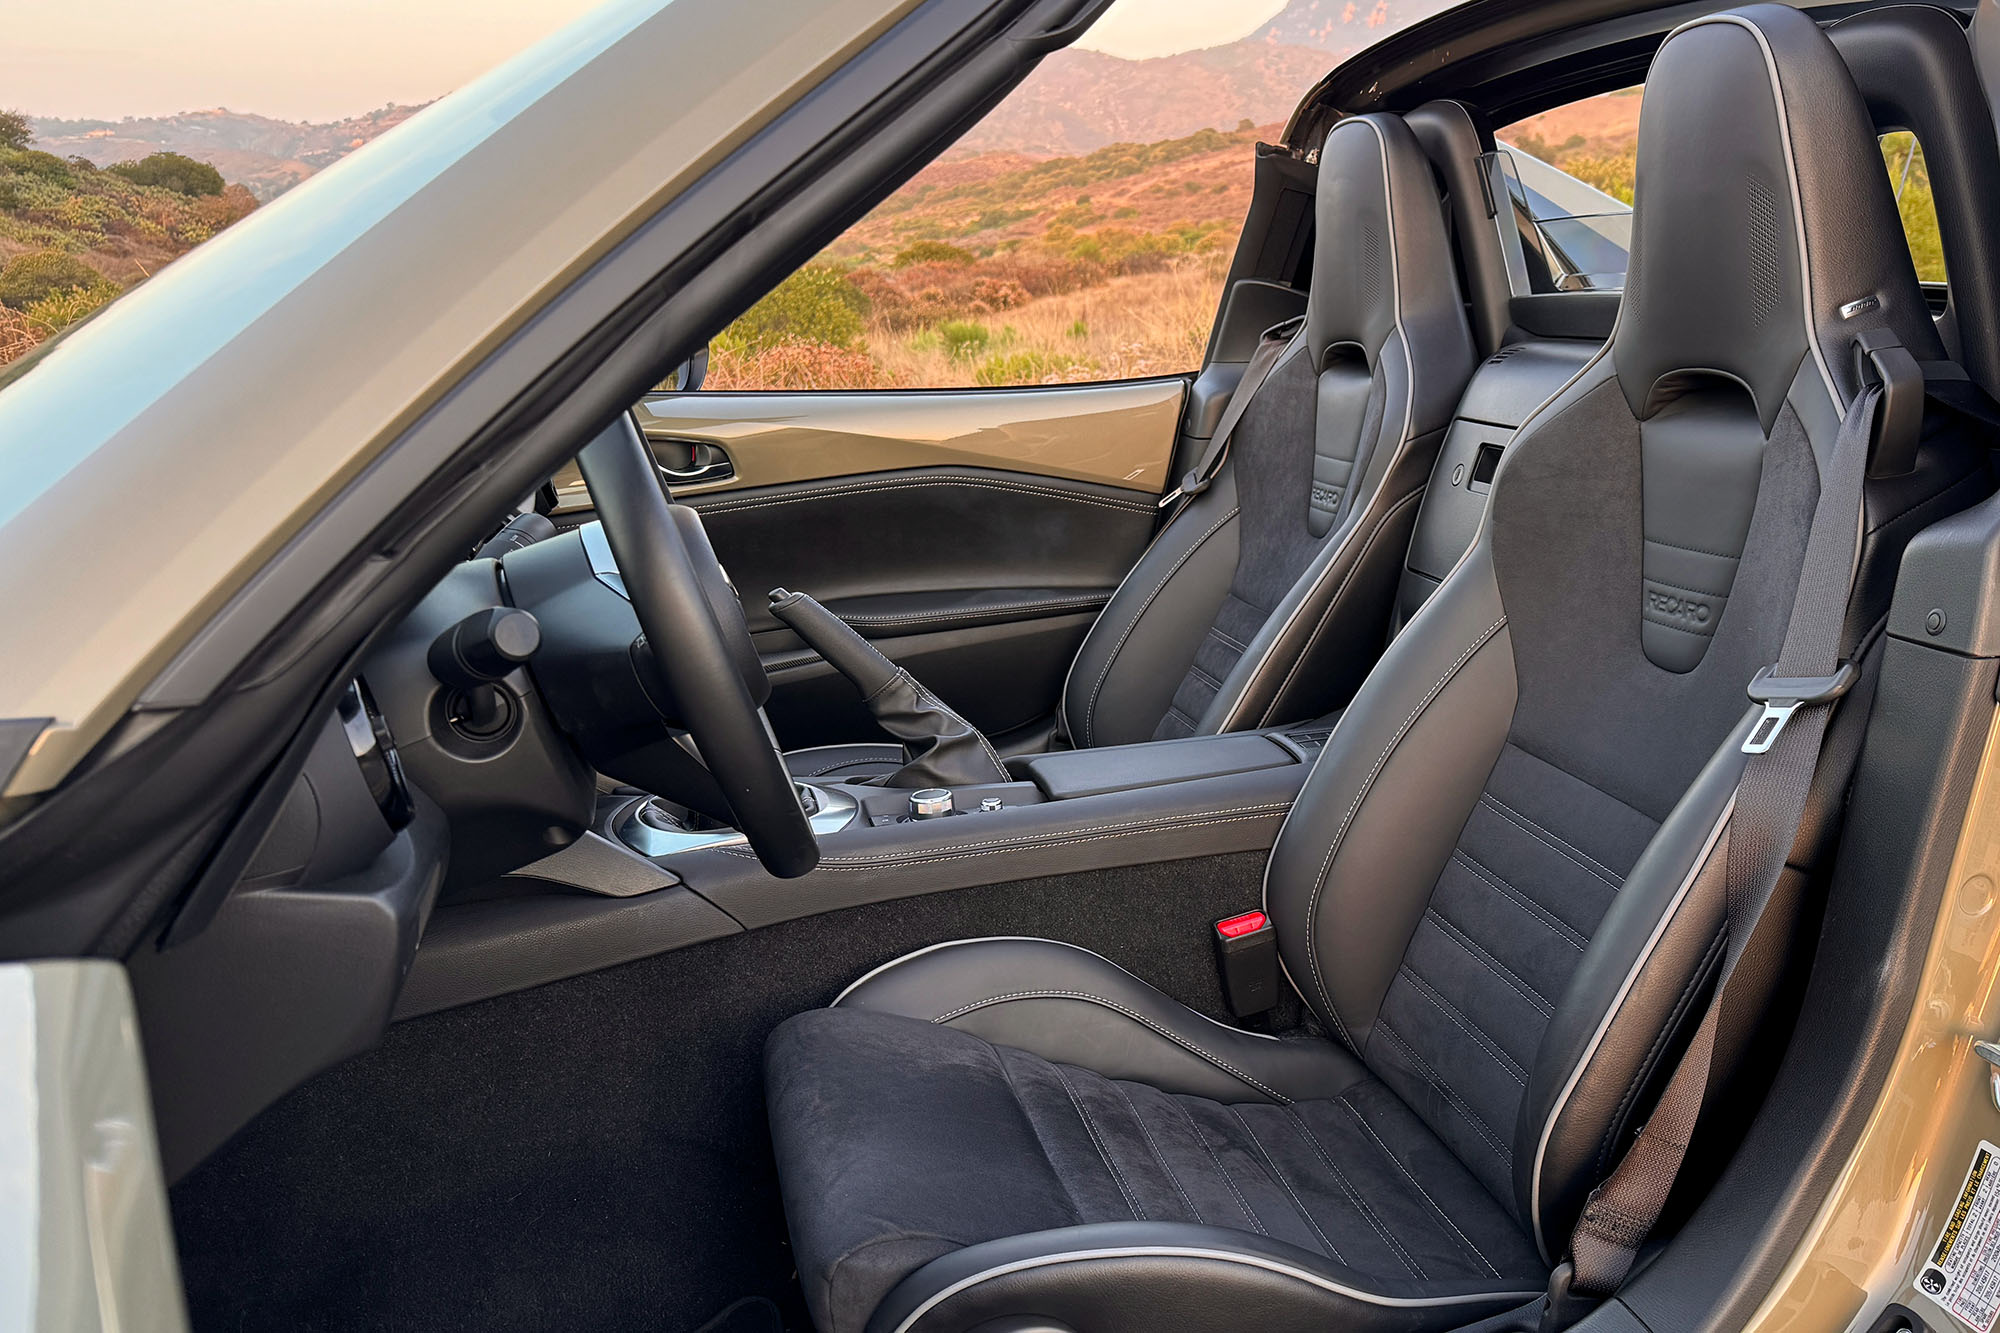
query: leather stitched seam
1641 573 1734 602
1333 1095 1503 1278
1303 616 1507 1030
1229 1107 1346 1264
1113 1082 1205 1224
1448 850 1588 951
800 750 901 778
1422 908 1556 1015
1254 485 1426 727
1642 535 1744 562
1393 965 1527 1084
718 800 1295 867
1170 1098 1268 1235
1475 795 1626 888
697 476 1152 517
1285 1106 1425 1278
991 1049 1087 1227
1080 505 1242 746
1053 1064 1146 1221
1372 1022 1513 1165
1870 465 1987 536
933 990 1291 1104
840 595 1110 628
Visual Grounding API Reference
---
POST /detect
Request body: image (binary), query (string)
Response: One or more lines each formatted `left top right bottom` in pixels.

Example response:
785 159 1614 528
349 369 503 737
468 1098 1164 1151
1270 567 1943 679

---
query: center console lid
1017 731 1311 800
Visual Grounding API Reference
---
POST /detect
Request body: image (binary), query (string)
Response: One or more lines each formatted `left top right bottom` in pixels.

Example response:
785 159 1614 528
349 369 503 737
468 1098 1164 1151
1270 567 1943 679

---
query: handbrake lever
767 588 1008 789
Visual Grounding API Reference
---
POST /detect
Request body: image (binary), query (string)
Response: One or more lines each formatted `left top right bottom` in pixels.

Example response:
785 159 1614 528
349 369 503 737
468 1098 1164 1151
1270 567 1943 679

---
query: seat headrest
1617 4 1942 429
1306 112 1464 374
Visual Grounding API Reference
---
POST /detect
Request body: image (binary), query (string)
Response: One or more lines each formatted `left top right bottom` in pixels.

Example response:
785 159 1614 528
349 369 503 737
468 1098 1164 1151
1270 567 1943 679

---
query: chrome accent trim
613 784 855 857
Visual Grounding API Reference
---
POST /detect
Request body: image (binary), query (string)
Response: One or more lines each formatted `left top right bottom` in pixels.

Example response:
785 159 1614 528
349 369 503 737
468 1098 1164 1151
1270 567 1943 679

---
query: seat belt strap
1158 315 1305 518
1558 338 1919 1312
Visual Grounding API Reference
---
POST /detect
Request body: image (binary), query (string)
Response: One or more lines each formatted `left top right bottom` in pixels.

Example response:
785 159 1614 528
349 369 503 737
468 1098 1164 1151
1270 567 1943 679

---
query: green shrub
938 320 990 359
892 240 975 268
714 265 868 352
974 350 1093 386
0 250 112 309
0 110 31 153
3 149 72 182
21 282 115 332
108 152 225 197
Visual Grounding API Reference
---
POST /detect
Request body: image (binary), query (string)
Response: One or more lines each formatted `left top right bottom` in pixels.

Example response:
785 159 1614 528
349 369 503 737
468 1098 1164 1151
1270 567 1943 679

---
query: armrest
1018 732 1299 800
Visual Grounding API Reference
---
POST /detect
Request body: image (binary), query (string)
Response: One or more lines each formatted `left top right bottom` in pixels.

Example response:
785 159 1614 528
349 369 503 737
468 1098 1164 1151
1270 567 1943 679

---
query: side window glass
1493 87 1639 294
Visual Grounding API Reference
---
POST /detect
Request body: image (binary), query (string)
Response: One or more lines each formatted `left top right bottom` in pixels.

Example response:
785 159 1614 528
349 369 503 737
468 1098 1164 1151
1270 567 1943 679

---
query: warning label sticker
1918 1141 2000 1332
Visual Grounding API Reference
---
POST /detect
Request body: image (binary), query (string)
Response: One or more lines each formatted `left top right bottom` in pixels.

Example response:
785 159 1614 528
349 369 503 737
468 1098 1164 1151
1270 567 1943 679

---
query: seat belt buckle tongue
1742 661 1858 754
1213 911 1279 1017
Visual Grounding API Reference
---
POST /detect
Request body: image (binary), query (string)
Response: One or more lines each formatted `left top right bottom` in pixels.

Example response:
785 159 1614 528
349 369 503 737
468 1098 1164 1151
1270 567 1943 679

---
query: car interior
21 0 2000 1330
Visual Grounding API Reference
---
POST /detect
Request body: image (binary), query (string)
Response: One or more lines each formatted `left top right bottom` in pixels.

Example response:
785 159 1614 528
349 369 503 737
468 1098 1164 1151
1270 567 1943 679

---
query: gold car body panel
548 380 1185 506
0 0 925 797
1745 703 2000 1333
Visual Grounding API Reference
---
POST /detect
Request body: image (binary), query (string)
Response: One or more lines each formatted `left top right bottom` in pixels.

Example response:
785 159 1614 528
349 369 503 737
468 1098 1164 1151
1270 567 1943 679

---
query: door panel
550 378 1185 507
677 465 1160 746
550 380 1183 748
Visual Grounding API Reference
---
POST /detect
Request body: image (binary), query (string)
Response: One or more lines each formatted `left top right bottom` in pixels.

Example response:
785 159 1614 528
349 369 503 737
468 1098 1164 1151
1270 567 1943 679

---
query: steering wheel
575 414 819 877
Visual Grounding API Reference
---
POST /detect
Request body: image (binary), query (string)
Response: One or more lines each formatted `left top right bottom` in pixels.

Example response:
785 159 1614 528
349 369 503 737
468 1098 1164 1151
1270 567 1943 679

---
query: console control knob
909 788 954 820
979 797 1004 812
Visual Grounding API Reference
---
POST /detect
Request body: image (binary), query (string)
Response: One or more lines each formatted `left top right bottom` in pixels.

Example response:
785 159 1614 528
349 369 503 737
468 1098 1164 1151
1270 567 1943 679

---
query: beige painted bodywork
549 379 1185 506
0 961 187 1333
1744 703 2000 1333
0 0 925 797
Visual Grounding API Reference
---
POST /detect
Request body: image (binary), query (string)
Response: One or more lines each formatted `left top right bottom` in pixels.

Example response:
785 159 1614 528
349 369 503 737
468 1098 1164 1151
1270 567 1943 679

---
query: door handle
653 438 735 487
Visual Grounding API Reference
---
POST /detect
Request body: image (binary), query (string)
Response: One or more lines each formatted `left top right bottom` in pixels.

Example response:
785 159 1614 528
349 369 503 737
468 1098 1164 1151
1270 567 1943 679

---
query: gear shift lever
767 588 1009 789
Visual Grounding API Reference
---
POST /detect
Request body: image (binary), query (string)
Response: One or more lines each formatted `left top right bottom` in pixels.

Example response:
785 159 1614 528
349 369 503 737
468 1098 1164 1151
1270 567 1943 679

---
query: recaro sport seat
785 111 1474 779
762 9 1992 1331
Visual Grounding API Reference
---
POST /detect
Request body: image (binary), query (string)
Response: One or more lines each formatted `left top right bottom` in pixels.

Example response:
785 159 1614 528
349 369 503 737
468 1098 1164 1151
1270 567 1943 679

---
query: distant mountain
949 42 1331 158
24 0 1471 194
1248 0 1463 55
31 104 428 200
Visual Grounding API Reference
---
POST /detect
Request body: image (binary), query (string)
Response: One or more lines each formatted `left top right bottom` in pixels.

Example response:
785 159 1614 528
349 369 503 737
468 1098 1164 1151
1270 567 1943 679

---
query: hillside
0 145 258 366
1249 0 1462 55
33 105 427 201
950 43 1328 157
708 124 1270 391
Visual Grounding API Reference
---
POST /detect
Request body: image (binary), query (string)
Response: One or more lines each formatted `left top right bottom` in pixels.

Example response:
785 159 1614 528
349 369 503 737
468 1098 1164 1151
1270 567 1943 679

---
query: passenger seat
789 111 1477 779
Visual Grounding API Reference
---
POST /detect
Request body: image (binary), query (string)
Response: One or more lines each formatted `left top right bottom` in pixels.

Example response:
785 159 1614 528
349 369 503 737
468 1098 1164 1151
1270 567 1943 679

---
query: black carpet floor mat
169 851 1273 1332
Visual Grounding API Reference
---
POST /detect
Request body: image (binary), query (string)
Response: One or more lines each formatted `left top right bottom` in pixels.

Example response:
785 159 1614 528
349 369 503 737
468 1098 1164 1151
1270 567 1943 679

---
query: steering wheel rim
575 414 819 877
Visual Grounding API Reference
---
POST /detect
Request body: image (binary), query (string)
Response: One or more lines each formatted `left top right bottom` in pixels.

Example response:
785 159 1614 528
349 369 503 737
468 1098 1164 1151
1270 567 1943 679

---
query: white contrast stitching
1334 1095 1502 1277
932 990 1291 1104
1303 617 1507 1029
1080 506 1242 746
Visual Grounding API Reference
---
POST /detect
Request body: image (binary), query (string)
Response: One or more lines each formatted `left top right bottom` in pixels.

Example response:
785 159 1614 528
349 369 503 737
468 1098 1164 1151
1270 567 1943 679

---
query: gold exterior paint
0 0 926 797
1744 702 2000 1333
549 380 1185 506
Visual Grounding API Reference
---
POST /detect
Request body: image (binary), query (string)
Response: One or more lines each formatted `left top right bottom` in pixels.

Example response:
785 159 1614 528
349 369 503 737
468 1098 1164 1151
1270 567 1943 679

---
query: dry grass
711 254 1229 392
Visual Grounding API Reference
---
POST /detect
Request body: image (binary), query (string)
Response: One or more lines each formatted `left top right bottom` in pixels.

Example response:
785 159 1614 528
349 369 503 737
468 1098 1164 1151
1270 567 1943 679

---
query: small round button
979 797 1004 812
909 789 954 819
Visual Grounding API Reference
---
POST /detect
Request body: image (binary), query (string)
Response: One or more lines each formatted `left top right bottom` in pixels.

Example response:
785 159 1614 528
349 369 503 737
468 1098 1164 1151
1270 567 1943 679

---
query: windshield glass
0 0 1474 375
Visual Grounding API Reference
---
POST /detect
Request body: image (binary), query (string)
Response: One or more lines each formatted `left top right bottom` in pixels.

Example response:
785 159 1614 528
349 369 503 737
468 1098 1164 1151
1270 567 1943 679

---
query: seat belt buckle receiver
1742 660 1858 754
1212 911 1279 1017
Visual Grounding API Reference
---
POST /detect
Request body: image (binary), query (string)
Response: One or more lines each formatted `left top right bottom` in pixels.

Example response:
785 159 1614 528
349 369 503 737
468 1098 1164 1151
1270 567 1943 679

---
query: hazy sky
2 0 1291 123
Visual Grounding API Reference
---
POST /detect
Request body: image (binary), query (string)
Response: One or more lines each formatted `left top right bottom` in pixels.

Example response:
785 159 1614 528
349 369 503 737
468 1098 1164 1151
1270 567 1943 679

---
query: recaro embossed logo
1647 590 1711 625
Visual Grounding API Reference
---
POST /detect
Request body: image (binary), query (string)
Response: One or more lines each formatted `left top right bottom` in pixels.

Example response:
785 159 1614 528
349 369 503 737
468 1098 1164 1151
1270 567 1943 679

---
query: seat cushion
766 1005 1546 1333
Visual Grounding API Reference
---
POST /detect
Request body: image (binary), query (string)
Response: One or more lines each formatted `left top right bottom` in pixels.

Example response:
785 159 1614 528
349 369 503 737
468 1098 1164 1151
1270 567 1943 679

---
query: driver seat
765 9 1983 1331
784 106 1475 782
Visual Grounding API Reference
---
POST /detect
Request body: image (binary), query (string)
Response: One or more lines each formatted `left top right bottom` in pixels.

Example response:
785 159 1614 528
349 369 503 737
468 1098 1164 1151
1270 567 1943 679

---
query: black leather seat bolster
834 937 1369 1104
1059 475 1244 749
867 1222 1544 1333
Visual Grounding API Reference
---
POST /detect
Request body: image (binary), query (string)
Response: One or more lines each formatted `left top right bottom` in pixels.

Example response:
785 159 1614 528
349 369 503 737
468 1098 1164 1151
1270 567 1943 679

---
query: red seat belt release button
1213 911 1279 1017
